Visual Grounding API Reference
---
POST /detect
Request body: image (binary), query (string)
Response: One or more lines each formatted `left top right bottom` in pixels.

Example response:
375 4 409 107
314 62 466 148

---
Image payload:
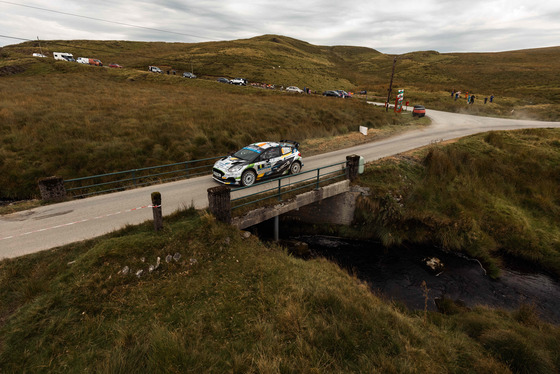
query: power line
0 0 215 41
0 34 30 42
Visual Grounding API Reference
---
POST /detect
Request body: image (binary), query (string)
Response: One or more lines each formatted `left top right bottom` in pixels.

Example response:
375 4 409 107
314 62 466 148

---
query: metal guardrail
64 156 224 198
230 161 347 211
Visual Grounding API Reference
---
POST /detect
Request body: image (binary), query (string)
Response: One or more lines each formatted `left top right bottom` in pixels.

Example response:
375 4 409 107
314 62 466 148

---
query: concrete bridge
207 155 367 239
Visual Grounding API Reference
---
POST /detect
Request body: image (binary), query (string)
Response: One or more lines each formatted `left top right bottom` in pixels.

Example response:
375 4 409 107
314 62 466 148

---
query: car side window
269 147 281 158
259 150 271 161
260 147 281 161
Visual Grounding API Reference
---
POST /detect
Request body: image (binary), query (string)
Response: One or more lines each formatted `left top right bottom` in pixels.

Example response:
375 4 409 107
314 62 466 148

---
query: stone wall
283 186 369 225
37 176 66 201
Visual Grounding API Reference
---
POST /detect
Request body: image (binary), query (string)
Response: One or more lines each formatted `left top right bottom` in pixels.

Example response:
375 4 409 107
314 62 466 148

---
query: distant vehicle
76 57 102 66
285 86 303 93
335 90 351 98
32 53 47 58
323 90 343 97
230 77 247 86
148 66 163 73
212 140 303 186
412 105 426 117
108 63 123 68
217 77 230 83
182 72 196 78
53 52 75 62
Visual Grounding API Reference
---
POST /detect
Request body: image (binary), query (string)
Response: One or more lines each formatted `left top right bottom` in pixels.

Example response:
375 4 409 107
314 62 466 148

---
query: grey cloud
1 0 559 53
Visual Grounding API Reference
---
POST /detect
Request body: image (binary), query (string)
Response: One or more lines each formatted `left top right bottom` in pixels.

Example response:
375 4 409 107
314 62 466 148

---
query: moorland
1 35 559 199
1 35 560 373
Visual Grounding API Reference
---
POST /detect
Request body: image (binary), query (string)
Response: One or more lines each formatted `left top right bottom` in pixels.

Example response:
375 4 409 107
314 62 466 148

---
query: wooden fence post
151 192 163 231
208 186 231 224
346 154 360 181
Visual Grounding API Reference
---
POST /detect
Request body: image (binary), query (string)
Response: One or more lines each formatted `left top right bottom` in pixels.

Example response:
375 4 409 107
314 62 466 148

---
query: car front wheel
289 161 301 175
241 170 256 186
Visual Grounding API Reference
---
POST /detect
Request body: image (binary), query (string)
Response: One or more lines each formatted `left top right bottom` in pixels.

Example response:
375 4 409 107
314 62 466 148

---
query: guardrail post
208 186 231 224
151 192 163 231
346 154 360 181
38 176 67 201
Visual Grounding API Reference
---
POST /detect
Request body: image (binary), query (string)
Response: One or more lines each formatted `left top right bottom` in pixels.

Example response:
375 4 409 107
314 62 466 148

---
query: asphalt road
2 107 560 259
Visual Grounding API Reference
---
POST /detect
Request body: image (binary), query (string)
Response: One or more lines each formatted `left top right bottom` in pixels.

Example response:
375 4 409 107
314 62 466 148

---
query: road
2 107 560 259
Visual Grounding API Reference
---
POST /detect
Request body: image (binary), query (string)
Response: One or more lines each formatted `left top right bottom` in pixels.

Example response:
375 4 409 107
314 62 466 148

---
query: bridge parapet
231 180 350 229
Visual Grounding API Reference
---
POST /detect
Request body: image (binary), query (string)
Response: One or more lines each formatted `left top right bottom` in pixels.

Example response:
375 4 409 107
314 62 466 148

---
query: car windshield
232 146 261 162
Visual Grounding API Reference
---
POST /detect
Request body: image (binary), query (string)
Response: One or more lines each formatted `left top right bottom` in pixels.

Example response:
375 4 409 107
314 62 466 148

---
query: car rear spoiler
279 139 300 149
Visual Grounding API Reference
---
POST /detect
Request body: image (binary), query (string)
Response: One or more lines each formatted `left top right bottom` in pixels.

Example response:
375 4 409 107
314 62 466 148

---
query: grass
1 36 559 200
0 58 417 200
351 128 560 278
2 36 560 372
1 207 559 372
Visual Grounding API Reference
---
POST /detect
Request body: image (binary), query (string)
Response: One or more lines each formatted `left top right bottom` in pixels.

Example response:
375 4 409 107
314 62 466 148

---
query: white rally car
212 140 303 186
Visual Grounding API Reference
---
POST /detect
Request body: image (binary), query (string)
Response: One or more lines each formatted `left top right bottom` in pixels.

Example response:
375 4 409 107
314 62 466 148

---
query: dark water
295 235 560 324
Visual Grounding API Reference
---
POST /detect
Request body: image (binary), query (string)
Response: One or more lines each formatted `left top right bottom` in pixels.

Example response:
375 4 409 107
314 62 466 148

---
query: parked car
77 57 102 66
230 77 247 86
217 77 230 83
108 63 123 68
285 86 303 93
182 72 196 78
53 52 75 62
90 59 103 67
148 66 163 73
212 140 303 186
323 90 343 97
412 105 426 117
32 53 47 58
335 90 351 98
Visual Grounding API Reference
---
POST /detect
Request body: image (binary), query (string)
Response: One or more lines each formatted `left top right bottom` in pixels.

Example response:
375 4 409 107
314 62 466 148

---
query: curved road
2 108 560 259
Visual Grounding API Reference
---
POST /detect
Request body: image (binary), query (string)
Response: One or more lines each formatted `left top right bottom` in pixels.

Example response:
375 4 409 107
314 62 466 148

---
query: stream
294 235 560 324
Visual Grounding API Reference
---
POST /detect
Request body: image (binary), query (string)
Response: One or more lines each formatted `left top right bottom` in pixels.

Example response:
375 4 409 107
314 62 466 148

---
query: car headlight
229 165 244 172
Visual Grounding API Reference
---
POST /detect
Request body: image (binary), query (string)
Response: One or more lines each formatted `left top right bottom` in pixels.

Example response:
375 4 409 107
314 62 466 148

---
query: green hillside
3 35 559 103
353 128 560 279
0 35 559 200
1 37 560 372
1 206 559 373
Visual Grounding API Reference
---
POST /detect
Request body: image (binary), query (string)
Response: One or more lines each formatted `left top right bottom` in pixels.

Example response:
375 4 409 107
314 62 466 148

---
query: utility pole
37 36 44 56
385 56 397 111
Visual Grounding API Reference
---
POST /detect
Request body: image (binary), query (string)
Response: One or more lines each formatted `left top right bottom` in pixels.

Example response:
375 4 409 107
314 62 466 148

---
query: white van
76 57 89 64
53 52 75 62
32 53 47 58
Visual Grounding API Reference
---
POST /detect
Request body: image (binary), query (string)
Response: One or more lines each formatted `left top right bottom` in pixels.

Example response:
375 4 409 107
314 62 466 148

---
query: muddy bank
295 235 560 324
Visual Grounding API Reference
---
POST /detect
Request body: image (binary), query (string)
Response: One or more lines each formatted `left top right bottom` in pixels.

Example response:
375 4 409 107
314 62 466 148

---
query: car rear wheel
289 161 301 175
241 170 256 186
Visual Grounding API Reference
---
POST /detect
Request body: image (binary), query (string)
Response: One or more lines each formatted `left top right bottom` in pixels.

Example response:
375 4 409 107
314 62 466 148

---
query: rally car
212 140 303 186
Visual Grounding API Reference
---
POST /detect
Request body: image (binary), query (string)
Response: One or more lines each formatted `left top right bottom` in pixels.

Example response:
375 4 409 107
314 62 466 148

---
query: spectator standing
470 95 476 104
484 97 488 104
490 95 494 103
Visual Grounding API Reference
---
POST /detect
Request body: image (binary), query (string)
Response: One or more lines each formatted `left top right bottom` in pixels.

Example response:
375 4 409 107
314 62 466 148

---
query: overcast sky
1 0 559 54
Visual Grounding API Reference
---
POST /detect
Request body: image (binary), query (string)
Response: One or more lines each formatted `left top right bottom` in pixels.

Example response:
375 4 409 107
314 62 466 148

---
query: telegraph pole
37 36 44 56
385 56 397 111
